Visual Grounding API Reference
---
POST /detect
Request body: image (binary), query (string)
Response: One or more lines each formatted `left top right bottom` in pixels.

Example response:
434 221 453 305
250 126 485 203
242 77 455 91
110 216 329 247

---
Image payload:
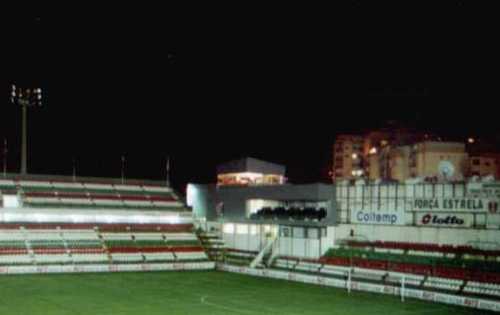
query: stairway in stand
197 231 225 262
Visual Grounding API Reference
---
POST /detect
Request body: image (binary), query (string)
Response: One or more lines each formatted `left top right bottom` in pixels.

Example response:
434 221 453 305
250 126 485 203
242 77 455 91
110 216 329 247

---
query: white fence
0 262 215 275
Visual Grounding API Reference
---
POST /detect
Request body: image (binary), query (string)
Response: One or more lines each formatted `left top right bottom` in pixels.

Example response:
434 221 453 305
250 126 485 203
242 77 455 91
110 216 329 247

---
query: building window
223 224 235 234
236 224 248 235
308 228 319 239
321 228 327 237
249 225 258 235
293 227 305 238
472 159 480 166
280 226 291 237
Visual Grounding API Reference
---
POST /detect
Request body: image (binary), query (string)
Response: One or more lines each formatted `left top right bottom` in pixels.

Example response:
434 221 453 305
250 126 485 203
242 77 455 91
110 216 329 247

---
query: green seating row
0 241 26 248
65 240 102 248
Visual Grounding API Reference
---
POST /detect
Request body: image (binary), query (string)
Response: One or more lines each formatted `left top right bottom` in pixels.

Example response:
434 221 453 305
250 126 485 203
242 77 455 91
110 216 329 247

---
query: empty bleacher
0 230 31 265
0 175 212 273
1 176 186 212
100 225 208 264
269 241 500 300
0 223 210 271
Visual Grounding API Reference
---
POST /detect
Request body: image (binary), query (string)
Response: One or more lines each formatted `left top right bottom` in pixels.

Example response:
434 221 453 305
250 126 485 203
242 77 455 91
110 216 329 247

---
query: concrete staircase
197 231 225 262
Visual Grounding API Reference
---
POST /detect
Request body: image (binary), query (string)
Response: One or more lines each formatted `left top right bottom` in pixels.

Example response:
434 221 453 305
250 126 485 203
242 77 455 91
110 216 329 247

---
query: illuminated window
236 224 248 235
249 225 258 235
223 223 235 234
263 225 272 233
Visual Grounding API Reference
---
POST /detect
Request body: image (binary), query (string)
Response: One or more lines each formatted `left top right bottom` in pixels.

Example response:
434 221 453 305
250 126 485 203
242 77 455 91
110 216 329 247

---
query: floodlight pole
21 104 28 175
72 157 77 182
166 156 171 187
11 85 42 175
121 155 125 185
3 138 7 178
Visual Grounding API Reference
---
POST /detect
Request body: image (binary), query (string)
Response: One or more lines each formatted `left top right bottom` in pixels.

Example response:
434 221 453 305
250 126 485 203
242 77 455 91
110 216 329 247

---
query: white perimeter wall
222 224 335 258
277 231 335 258
334 224 500 247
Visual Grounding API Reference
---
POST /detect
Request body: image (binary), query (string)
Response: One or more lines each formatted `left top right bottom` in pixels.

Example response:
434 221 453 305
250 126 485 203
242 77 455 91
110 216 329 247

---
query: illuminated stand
10 84 43 175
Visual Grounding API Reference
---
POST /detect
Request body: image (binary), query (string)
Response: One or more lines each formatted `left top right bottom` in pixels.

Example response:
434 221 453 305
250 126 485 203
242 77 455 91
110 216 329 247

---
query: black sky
1 3 499 192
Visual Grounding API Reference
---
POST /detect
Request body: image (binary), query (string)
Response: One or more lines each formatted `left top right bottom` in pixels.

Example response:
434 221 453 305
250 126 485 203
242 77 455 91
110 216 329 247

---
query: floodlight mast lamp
10 84 42 175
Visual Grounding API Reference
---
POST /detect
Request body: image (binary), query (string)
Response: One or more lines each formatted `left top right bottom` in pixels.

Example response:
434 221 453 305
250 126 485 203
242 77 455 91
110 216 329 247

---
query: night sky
1 4 498 192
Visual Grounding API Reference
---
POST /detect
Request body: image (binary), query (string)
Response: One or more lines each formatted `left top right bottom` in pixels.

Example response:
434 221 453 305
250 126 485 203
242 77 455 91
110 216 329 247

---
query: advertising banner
411 198 497 213
416 212 474 228
351 209 405 225
467 183 500 198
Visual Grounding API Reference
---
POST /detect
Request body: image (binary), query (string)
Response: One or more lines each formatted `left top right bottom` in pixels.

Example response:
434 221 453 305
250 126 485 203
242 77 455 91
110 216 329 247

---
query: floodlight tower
10 84 43 175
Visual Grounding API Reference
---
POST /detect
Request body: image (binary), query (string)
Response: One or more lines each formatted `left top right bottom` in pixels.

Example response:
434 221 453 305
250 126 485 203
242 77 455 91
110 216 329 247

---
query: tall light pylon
10 84 43 175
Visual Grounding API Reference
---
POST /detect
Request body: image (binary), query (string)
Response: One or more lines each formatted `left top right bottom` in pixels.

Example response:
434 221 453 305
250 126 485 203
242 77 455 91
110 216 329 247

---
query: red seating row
0 249 28 255
321 256 500 284
434 266 467 280
98 224 193 232
389 262 432 275
353 258 387 271
108 246 204 254
319 257 350 266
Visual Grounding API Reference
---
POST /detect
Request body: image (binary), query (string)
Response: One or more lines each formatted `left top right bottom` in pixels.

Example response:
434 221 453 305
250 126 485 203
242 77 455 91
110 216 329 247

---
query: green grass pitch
0 271 494 314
